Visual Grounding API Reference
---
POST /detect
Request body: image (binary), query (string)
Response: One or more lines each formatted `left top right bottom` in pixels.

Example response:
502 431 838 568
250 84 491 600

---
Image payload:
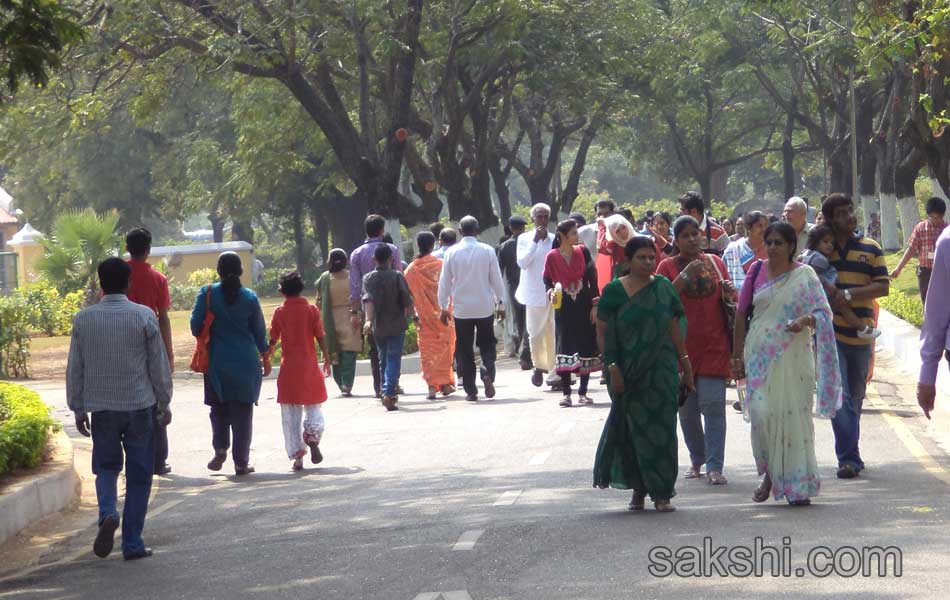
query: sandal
441 384 456 396
426 387 437 400
292 457 303 471
628 490 645 511
684 465 704 479
578 395 594 405
708 471 728 485
752 476 772 503
559 396 572 408
654 499 676 513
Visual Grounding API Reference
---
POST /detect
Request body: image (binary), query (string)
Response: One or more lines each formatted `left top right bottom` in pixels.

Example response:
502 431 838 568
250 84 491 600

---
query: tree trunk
828 147 852 195
488 155 512 223
696 172 712 208
559 118 599 216
896 148 926 243
709 168 729 205
208 212 226 244
231 219 254 245
326 191 369 256
782 97 797 200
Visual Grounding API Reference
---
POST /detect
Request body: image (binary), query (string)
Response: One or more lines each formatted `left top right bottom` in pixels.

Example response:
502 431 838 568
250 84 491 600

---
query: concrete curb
0 430 80 546
173 353 422 381
875 309 950 396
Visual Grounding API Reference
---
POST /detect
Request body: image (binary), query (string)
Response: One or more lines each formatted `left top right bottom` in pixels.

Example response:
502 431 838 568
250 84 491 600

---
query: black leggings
561 373 590 397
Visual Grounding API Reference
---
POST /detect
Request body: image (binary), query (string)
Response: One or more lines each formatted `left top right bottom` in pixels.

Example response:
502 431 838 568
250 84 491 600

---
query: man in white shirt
516 203 557 387
438 216 507 402
783 196 813 256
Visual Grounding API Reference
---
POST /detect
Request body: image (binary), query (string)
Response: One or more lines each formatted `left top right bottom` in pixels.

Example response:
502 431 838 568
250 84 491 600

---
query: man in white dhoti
516 203 557 387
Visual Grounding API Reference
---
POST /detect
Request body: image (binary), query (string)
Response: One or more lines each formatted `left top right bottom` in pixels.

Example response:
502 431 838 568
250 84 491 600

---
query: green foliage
0 382 56 476
169 283 201 311
37 208 121 300
0 293 32 378
16 281 82 336
186 268 218 287
880 289 924 329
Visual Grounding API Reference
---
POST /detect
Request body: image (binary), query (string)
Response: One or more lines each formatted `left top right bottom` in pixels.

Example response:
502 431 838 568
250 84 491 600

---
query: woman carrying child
268 271 332 471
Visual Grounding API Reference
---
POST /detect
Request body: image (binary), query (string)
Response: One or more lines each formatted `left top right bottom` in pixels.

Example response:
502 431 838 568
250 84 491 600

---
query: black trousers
366 332 382 397
454 316 497 396
918 266 933 305
209 402 254 467
153 423 168 470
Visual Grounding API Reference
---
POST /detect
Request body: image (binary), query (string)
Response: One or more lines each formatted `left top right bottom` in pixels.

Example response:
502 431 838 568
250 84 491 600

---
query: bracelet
679 354 689 360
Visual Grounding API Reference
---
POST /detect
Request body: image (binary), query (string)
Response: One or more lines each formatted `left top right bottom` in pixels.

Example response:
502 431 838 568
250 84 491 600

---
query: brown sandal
753 477 772 503
628 490 645 511
654 499 676 512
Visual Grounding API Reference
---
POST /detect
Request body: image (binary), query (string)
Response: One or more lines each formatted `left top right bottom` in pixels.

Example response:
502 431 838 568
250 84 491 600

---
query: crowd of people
64 190 950 558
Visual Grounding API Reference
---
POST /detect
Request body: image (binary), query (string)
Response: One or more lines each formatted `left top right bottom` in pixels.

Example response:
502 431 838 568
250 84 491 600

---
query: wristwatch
843 289 853 302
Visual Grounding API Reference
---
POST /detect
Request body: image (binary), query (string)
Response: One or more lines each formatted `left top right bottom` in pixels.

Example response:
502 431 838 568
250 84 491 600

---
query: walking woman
648 211 675 266
543 220 602 407
656 216 734 485
316 249 363 396
597 213 636 281
191 252 269 476
405 231 457 399
593 236 693 512
733 222 841 506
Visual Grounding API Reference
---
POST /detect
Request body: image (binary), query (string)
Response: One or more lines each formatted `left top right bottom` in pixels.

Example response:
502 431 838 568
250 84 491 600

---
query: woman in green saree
594 236 694 512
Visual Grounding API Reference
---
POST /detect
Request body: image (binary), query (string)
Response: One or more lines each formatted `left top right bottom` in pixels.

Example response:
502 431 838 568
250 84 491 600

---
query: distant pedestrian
544 219 602 407
405 231 457 399
497 216 531 369
517 203 557 388
891 197 947 304
438 216 507 402
918 224 950 419
646 211 674 266
316 249 362 397
191 252 269 476
593 236 692 513
591 199 617 290
362 243 414 411
349 215 403 398
722 211 768 292
268 271 331 471
783 196 814 259
67 258 173 560
679 191 729 255
124 228 174 476
432 228 458 259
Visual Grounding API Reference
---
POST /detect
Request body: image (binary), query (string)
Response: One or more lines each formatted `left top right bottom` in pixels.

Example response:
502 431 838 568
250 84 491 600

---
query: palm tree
37 209 120 304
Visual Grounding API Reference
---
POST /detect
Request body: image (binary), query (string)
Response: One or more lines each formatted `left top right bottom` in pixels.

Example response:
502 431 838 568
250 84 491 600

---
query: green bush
169 283 202 311
16 281 83 336
0 294 32 378
186 268 219 287
880 289 924 328
0 383 56 476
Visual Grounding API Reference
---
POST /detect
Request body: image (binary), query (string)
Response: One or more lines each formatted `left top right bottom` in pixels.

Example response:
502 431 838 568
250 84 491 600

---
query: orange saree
405 255 457 388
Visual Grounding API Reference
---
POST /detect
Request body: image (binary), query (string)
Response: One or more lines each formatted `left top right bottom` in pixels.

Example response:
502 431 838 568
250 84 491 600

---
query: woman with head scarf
597 213 637 283
190 252 269 476
316 249 364 396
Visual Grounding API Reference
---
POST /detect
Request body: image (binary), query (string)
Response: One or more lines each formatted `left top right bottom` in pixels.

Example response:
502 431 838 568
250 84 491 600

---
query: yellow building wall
147 249 254 289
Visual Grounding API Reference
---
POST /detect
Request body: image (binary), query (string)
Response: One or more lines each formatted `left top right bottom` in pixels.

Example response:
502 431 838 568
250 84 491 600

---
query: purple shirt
349 237 403 305
920 226 950 385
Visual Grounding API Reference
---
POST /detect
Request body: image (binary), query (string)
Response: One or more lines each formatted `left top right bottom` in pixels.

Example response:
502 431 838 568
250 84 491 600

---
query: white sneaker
857 326 882 340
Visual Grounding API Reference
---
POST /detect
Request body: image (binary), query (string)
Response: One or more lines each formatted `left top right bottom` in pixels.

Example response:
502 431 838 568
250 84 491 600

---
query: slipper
684 466 704 479
708 471 728 485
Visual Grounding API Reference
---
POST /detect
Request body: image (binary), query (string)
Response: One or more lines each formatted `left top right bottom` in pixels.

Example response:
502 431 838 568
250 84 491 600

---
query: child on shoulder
799 225 881 340
268 271 332 471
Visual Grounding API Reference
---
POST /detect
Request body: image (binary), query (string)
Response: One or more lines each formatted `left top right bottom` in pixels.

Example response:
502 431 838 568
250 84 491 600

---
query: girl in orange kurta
268 271 332 471
404 232 457 399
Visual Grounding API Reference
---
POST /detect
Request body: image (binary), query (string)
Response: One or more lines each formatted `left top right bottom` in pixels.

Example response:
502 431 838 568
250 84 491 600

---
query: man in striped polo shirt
823 193 890 480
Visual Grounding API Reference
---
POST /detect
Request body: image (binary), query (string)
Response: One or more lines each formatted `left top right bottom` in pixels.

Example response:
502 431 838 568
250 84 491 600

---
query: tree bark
231 219 254 245
782 96 797 199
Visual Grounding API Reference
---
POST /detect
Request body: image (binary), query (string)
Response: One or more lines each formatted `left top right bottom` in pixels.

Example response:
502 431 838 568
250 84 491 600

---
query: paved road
2 349 950 599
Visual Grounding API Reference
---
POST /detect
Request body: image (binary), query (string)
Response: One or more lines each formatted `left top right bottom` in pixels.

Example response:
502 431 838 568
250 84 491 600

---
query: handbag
707 254 736 345
190 286 215 373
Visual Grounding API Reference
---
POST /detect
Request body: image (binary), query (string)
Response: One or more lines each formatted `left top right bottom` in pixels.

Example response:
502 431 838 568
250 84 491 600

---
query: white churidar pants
280 404 325 459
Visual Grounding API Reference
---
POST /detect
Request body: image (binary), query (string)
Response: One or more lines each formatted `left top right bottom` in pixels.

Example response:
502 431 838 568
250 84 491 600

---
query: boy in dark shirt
362 244 414 411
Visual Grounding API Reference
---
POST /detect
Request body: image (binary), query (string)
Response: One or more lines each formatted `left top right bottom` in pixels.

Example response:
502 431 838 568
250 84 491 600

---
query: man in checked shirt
891 197 947 304
67 258 173 561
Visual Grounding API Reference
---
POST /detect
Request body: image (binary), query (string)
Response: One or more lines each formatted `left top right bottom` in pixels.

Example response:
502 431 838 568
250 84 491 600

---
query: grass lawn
883 250 920 296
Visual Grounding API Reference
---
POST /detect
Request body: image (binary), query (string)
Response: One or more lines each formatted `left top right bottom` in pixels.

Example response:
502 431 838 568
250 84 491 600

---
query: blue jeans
831 341 872 471
376 332 405 397
678 376 727 473
91 407 155 556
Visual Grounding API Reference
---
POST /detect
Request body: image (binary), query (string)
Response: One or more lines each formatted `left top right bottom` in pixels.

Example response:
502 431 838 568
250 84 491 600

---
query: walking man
891 197 947 304
438 216 507 402
124 228 174 476
918 222 950 419
67 258 173 561
498 215 531 369
517 203 557 387
350 214 403 398
823 194 890 479
679 191 729 255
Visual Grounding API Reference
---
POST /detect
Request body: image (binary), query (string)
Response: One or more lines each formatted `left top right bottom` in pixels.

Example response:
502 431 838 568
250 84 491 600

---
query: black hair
595 199 615 212
429 222 445 237
821 193 852 224
416 231 436 257
925 197 947 216
125 228 152 259
374 242 393 264
459 216 479 236
328 248 348 273
439 228 458 245
653 212 673 228
624 235 656 259
678 191 704 214
672 215 700 239
365 214 386 238
742 210 768 231
618 208 635 222
217 252 244 305
553 219 578 249
98 257 132 295
807 224 834 251
278 271 305 297
381 233 395 245
764 221 798 260
568 212 587 227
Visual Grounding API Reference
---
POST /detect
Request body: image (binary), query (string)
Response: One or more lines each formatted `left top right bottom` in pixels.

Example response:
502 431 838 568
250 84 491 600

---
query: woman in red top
268 271 332 471
656 216 735 486
648 211 675 267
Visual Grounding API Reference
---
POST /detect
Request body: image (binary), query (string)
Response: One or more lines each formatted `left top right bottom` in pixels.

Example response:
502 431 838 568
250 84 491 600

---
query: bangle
679 354 689 359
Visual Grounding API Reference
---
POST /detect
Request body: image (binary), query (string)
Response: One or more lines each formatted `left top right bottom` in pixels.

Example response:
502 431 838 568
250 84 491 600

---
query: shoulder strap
748 259 764 288
706 254 725 283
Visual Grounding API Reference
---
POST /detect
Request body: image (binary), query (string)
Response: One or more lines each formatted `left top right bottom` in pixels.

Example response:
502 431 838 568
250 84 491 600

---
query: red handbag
190 287 215 373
